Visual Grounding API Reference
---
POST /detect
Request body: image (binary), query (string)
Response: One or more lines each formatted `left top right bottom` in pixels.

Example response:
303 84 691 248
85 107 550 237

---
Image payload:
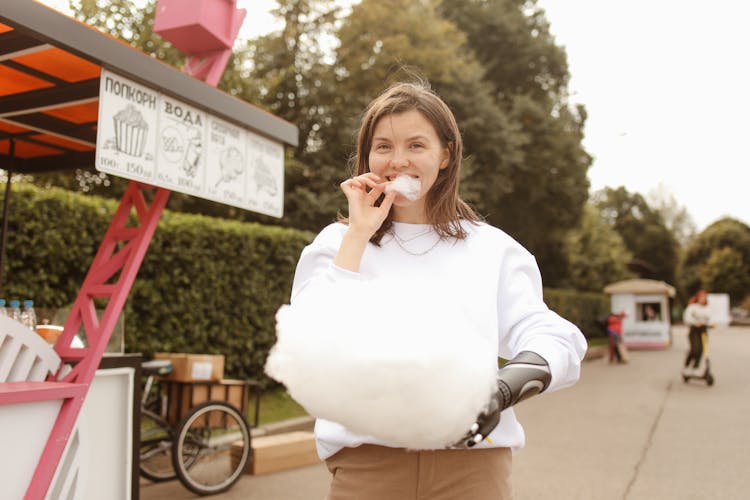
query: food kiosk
0 1 297 498
603 279 676 349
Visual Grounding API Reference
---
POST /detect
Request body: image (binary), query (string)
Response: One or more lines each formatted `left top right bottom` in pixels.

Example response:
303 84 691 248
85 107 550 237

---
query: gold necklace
393 227 433 243
390 230 443 256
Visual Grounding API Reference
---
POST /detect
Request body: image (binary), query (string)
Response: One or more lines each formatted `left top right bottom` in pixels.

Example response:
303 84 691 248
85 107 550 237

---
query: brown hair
339 81 481 244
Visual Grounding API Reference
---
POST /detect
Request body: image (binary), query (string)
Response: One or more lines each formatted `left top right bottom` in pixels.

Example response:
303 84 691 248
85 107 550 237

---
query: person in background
644 304 659 321
606 311 627 363
683 290 711 375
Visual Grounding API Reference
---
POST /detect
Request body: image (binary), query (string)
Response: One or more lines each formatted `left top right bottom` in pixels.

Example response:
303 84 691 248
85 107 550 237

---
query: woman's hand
339 173 396 240
334 173 396 272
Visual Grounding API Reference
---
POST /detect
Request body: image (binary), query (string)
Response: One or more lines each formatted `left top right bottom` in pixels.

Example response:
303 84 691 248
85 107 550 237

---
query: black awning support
0 138 15 296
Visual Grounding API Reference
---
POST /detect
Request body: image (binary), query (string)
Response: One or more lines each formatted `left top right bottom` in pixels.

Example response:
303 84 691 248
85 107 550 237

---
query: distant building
707 293 731 326
604 279 676 349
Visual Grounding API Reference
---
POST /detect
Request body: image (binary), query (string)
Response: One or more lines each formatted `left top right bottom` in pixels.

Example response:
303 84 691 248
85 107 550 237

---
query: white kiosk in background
707 293 732 327
603 279 677 349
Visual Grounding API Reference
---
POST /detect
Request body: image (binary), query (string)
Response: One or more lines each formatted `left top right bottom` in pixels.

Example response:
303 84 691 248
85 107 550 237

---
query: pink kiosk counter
0 2 297 498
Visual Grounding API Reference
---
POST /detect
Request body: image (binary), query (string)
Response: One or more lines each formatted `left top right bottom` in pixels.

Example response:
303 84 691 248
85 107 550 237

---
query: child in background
607 311 627 364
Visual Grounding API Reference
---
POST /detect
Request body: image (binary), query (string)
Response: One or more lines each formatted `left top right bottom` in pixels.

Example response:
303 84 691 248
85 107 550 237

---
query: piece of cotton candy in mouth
385 175 421 200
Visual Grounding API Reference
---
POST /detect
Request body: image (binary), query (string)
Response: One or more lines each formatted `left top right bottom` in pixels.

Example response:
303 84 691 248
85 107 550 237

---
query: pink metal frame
25 183 169 499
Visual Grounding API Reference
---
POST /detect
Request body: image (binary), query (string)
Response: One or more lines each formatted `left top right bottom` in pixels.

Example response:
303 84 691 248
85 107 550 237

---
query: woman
683 290 711 375
266 81 586 499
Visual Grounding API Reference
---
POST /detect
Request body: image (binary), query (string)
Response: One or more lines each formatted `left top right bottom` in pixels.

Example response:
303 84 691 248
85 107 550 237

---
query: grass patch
254 387 308 426
588 336 608 348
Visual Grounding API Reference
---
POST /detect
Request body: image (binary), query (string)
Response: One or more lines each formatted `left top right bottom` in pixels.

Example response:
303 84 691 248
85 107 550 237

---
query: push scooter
682 329 714 386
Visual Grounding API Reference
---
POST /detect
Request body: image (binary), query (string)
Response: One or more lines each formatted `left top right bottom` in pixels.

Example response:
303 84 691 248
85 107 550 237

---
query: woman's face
697 291 708 305
368 110 449 222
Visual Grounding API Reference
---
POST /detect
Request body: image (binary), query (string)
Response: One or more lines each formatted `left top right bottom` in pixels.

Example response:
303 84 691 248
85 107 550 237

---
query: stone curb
252 415 315 438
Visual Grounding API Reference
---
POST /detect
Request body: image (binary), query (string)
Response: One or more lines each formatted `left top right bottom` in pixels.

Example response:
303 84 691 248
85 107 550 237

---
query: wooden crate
161 379 248 426
232 431 320 475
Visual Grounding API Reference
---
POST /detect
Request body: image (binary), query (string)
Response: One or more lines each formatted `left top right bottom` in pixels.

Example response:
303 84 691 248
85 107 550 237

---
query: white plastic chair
0 316 86 500
0 316 62 382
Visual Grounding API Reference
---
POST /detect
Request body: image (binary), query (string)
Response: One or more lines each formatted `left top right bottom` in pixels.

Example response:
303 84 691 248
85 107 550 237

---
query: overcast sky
536 0 750 231
40 0 749 231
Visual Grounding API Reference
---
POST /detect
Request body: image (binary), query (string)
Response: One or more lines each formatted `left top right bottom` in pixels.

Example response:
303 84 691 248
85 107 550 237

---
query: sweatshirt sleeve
291 223 362 303
496 241 587 393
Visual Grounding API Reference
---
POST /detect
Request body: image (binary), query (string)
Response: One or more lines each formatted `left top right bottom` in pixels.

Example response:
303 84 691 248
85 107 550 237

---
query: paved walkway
141 325 750 499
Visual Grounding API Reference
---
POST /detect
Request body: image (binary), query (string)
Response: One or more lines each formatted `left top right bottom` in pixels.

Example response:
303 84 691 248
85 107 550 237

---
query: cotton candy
265 278 498 449
385 175 421 200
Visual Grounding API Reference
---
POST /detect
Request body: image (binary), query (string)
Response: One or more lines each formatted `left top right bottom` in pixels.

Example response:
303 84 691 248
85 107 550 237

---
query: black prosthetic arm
454 351 551 448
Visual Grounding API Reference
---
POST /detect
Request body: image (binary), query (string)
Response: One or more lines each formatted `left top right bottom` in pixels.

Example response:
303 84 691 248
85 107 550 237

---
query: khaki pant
325 444 512 500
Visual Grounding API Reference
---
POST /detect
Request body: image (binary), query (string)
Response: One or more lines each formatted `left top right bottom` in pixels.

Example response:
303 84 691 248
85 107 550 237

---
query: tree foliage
439 0 590 280
680 217 750 303
564 204 633 292
593 186 679 285
647 184 697 247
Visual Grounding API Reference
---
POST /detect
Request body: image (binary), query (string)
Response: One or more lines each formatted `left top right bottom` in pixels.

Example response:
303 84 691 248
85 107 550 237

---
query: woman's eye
410 143 424 150
375 143 390 151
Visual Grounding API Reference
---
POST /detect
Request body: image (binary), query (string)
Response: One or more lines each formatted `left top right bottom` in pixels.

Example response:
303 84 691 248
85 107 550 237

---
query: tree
439 0 590 282
593 186 679 285
564 204 633 292
243 0 348 230
439 0 570 103
680 217 750 303
647 183 696 247
309 0 518 231
700 247 750 304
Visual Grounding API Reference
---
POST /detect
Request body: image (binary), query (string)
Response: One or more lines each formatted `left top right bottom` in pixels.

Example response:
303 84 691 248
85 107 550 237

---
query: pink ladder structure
2 1 248 497
23 183 169 499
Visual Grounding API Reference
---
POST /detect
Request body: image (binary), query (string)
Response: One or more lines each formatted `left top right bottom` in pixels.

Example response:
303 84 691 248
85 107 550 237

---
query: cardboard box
162 379 248 426
154 352 224 382
232 431 320 475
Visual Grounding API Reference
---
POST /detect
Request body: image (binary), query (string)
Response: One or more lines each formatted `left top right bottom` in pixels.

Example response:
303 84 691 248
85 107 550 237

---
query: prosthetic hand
453 351 551 448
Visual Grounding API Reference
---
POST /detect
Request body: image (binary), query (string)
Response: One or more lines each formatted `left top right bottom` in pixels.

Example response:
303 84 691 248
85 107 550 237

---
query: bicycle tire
172 401 251 496
140 412 176 482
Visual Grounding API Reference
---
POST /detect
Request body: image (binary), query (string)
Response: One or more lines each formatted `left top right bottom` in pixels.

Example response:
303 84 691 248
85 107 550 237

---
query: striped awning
0 1 297 175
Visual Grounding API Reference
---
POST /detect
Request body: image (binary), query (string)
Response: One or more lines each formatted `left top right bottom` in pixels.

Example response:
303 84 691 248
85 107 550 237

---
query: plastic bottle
21 300 38 332
0 299 7 318
9 300 22 323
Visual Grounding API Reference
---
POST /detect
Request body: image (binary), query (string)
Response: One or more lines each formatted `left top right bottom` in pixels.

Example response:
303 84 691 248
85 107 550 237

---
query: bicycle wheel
172 401 251 496
140 411 176 482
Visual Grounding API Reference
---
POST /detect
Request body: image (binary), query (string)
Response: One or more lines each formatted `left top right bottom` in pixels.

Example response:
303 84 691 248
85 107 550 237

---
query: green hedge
2 182 312 384
544 288 611 339
1 183 115 306
2 182 608 385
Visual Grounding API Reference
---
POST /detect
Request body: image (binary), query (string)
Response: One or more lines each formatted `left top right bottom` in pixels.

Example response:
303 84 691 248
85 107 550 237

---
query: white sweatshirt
683 302 711 327
288 220 587 460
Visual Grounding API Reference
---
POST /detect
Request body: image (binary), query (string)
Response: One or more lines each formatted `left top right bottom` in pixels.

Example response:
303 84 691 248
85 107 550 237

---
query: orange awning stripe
0 120 29 134
14 47 102 83
0 23 12 34
0 65 55 97
43 101 99 124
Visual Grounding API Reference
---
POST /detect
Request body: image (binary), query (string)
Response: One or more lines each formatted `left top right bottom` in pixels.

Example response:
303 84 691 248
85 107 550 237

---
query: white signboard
96 69 285 217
